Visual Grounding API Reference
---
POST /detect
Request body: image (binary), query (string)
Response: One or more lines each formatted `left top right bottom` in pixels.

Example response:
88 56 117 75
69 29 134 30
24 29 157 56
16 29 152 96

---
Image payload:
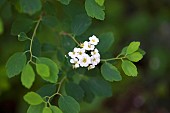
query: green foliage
58 0 72 5
101 62 122 82
85 0 105 20
24 92 43 105
95 0 105 6
121 60 138 76
97 32 114 54
126 52 143 62
36 57 59 83
71 14 92 36
19 0 42 15
79 80 95 103
43 107 52 113
36 63 50 77
11 17 34 36
21 63 35 89
50 106 63 113
36 84 56 97
42 16 58 29
4 0 145 112
27 103 45 113
6 52 26 78
65 82 84 102
18 32 29 41
88 78 112 97
58 96 80 113
126 41 140 54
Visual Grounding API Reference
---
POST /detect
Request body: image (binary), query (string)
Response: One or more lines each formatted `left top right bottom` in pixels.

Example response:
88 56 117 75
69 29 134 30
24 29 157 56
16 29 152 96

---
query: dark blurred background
0 0 170 113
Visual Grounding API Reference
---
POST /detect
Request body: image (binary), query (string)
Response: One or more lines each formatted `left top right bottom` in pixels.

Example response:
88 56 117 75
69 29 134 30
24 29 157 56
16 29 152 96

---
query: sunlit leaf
24 92 43 105
21 63 35 89
121 60 138 76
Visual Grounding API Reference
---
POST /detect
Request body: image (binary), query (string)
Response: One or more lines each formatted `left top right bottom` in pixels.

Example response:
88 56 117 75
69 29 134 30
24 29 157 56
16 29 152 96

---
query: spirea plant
5 0 145 113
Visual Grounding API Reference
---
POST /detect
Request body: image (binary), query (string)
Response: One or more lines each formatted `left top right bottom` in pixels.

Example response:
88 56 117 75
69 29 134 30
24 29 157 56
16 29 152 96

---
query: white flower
79 54 91 67
68 52 77 58
88 65 95 70
91 48 100 56
89 35 99 45
70 58 80 68
76 48 85 58
83 41 95 50
91 55 100 66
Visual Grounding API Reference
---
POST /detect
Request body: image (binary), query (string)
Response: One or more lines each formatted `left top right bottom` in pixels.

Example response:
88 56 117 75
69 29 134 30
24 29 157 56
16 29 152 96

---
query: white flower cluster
68 35 100 70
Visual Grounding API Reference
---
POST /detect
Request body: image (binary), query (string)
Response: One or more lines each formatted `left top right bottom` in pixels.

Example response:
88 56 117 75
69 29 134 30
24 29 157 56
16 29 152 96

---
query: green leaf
0 18 3 35
97 32 114 54
18 32 29 41
79 80 95 103
95 0 105 6
126 52 143 62
21 63 35 89
85 0 105 20
11 17 34 36
58 96 80 113
65 82 84 102
121 60 138 76
19 0 42 15
42 16 58 29
36 63 50 77
50 106 63 113
126 41 140 54
120 46 127 55
62 35 76 52
88 78 112 97
137 48 146 56
6 52 27 78
58 0 71 5
71 14 92 36
27 103 45 113
36 57 59 83
24 92 43 105
36 84 56 97
43 107 52 113
101 62 122 82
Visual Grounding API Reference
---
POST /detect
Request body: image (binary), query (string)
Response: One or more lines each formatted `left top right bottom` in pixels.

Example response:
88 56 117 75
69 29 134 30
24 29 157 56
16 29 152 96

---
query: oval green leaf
11 17 34 36
6 52 27 78
121 60 138 76
36 57 59 83
126 41 140 54
18 32 29 41
27 103 45 113
43 107 52 113
97 32 114 54
85 0 105 20
95 0 105 6
101 62 122 82
19 0 42 15
58 96 80 113
24 92 43 105
36 63 50 77
126 52 143 62
50 106 63 113
79 80 95 103
65 82 84 102
71 14 92 36
88 78 112 97
21 63 35 89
